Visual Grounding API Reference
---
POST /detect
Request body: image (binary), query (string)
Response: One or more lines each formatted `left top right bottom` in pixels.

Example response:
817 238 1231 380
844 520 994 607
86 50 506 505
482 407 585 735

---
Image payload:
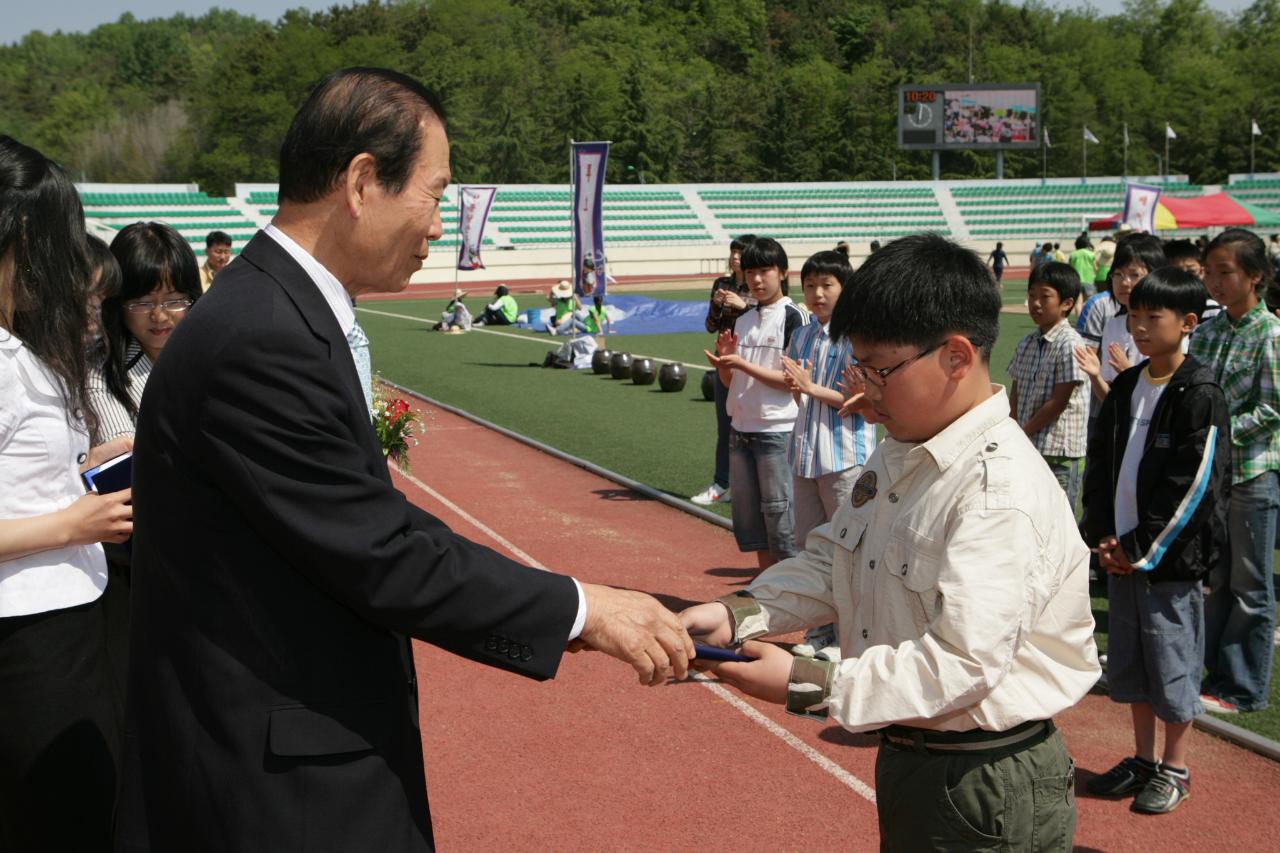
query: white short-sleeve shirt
0 330 107 617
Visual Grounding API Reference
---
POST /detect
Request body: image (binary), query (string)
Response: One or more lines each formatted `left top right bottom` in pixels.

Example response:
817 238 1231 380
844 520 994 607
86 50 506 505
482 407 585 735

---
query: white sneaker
691 483 728 506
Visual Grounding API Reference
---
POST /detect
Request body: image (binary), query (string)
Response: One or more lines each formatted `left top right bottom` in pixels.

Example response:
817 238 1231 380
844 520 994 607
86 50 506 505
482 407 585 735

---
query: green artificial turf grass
365 297 1280 744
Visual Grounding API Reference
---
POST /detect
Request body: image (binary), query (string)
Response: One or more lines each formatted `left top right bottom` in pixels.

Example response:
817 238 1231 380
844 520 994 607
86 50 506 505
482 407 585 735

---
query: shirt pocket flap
831 516 868 552
268 702 394 757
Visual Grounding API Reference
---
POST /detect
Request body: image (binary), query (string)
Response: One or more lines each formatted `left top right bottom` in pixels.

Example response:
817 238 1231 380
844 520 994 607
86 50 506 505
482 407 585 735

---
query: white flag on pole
1044 128 1051 148
1166 124 1178 140
1083 126 1100 144
1253 120 1263 137
1123 123 1130 145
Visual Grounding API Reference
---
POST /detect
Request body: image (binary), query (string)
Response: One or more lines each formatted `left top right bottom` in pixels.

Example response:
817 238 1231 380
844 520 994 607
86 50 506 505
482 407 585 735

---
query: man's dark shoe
1086 756 1157 797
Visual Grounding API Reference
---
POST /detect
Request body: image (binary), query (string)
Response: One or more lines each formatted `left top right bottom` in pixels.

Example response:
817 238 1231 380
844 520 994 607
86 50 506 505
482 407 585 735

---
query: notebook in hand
82 451 133 495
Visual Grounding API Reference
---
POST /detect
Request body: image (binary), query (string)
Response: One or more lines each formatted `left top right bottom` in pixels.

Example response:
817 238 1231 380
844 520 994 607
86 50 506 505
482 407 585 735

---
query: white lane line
357 306 712 372
692 674 877 803
392 466 876 806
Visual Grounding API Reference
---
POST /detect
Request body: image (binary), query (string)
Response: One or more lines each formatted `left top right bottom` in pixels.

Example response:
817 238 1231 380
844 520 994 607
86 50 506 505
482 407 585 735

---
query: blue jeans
712 371 731 490
728 430 796 559
1203 471 1279 711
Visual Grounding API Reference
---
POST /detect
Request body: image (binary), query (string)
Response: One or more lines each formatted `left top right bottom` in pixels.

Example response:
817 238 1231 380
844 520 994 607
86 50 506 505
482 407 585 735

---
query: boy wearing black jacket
1081 268 1229 815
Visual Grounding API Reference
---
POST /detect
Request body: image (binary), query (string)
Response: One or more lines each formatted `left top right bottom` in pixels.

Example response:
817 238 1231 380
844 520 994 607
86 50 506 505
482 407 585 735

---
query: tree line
0 0 1275 196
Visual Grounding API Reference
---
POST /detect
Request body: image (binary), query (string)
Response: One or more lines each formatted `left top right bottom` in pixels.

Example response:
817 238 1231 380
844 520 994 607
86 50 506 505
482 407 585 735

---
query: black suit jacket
116 233 579 852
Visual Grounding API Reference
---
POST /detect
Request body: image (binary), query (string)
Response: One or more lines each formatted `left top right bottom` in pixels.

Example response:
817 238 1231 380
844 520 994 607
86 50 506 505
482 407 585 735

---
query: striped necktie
346 319 372 415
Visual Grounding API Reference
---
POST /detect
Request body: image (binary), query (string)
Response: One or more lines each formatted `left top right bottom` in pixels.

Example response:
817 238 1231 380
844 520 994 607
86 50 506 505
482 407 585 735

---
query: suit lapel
239 233 385 472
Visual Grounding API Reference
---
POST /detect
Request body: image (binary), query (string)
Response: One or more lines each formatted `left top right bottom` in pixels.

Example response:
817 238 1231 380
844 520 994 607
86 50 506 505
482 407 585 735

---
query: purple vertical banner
571 142 610 297
456 186 497 270
1122 183 1162 234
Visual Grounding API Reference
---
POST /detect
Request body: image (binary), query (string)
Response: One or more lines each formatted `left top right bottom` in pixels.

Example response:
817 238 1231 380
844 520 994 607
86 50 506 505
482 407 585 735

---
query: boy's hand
82 435 134 474
836 363 874 419
714 328 738 357
1098 536 1136 575
1073 345 1101 378
679 601 735 647
782 357 814 395
694 640 793 705
703 350 745 371
1107 342 1132 374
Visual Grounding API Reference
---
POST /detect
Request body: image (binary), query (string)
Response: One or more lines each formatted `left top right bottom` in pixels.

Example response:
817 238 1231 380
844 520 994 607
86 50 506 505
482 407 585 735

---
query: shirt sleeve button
861 629 869 639
869 560 876 570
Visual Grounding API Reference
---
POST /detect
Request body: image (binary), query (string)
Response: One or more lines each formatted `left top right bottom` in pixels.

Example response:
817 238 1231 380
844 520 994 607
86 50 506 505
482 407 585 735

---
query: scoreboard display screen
898 84 1040 150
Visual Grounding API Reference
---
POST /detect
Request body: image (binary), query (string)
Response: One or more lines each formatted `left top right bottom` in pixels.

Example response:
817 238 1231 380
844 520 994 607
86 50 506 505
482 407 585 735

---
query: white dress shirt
260 226 587 639
743 387 1101 732
0 330 107 617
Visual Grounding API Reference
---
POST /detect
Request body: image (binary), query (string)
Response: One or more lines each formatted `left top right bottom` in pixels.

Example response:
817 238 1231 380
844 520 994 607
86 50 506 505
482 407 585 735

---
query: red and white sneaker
1200 693 1238 714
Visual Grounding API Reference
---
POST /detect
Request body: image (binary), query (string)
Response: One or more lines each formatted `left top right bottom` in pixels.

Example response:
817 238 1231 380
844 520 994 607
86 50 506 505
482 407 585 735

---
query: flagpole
1082 125 1087 181
568 138 576 298
1164 127 1170 181
1251 119 1256 177
1123 122 1128 179
453 182 460 294
1042 128 1047 182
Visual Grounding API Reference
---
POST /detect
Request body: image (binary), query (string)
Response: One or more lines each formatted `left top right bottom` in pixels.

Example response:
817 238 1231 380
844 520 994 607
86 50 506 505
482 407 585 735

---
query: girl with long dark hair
87 221 201 440
0 134 133 852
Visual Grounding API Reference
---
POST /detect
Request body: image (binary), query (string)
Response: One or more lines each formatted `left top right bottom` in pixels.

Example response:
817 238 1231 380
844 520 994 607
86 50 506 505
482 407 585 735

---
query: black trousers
0 595 121 853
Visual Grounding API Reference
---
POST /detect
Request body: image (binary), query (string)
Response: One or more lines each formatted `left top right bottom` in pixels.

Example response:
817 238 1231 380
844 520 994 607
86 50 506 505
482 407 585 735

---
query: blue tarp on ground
517 294 709 336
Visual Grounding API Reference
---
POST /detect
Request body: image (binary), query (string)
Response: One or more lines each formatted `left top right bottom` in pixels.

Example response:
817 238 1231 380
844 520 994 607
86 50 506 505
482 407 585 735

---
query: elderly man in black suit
116 67 693 852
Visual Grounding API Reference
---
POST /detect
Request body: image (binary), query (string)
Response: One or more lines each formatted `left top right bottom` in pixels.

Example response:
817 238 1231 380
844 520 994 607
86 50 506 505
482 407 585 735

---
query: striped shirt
1008 320 1089 457
1075 291 1120 347
87 340 151 441
1187 301 1280 483
785 319 875 477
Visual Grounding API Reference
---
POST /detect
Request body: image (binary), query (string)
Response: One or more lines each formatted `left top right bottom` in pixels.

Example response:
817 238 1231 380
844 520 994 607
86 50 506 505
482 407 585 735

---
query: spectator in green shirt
474 284 519 326
1069 236 1096 299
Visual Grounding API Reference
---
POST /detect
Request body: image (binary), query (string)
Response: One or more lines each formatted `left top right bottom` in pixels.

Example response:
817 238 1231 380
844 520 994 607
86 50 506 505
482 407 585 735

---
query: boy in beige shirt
682 234 1100 852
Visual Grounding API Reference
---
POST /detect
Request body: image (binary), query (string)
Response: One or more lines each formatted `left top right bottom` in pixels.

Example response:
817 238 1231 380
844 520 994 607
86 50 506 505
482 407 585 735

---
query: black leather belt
880 718 1053 754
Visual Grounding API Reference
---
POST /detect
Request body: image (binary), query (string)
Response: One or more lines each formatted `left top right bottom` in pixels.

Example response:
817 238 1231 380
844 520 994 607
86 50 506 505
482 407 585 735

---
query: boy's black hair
205 230 232 248
1162 238 1201 266
829 233 1001 361
1206 228 1274 296
1111 232 1166 274
1129 266 1208 318
1074 235 1090 250
494 284 509 297
729 234 755 253
800 249 852 284
740 236 789 293
1028 261 1081 306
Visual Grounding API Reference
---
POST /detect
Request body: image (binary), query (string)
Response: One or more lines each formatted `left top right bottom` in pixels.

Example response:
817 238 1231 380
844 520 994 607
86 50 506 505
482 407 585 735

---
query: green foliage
0 0 1274 192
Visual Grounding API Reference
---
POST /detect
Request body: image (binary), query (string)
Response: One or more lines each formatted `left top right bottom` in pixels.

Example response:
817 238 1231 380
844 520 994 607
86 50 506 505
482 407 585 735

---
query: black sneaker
1132 767 1190 814
1086 756 1157 797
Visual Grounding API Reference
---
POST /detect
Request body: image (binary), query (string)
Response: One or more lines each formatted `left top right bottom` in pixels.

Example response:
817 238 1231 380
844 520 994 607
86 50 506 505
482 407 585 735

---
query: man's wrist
786 656 836 719
714 590 767 644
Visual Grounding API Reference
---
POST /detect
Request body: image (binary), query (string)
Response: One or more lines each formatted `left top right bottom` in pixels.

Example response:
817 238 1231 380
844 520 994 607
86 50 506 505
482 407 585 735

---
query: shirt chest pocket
881 533 945 633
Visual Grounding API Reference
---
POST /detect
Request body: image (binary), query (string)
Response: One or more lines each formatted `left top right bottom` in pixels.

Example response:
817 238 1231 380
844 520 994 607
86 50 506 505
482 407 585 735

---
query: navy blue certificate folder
82 451 132 495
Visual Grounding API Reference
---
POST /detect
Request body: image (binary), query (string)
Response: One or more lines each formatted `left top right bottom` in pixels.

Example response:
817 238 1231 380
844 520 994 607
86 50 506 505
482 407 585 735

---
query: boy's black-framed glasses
851 341 944 387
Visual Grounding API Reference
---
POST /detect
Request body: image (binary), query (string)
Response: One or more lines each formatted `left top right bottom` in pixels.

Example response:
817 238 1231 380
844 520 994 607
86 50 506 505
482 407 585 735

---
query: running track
390 395 1280 851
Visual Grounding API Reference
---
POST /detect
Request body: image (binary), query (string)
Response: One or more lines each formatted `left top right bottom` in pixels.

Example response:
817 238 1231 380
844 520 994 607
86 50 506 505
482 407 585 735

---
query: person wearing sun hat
546 279 579 335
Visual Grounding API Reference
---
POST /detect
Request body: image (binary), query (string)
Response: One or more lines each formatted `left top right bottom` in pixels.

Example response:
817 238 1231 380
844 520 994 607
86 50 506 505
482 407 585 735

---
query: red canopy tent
1088 192 1280 231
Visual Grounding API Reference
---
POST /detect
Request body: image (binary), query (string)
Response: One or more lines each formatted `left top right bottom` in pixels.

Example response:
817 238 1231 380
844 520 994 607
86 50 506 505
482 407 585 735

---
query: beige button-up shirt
745 387 1100 732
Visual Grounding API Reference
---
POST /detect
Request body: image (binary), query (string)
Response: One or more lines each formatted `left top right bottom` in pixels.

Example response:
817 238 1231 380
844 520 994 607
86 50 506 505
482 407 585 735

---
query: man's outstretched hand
577 583 694 686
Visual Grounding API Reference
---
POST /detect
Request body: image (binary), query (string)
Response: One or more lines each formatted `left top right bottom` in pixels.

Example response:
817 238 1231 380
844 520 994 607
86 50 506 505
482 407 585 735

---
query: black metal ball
609 352 633 379
658 362 687 392
631 357 656 385
700 369 715 400
592 349 612 374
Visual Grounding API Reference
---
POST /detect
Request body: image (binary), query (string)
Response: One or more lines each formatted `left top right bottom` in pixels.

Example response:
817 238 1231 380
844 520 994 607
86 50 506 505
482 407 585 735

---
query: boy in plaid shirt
1009 262 1090 508
1190 229 1280 714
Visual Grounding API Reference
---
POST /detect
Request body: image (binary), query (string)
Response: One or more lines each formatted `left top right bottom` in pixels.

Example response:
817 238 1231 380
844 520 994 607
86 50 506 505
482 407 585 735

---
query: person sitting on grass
545 279 578 335
1081 267 1229 814
473 284 518 326
1008 261 1089 509
681 233 1099 851
703 236 806 571
779 250 875 660
432 289 470 332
